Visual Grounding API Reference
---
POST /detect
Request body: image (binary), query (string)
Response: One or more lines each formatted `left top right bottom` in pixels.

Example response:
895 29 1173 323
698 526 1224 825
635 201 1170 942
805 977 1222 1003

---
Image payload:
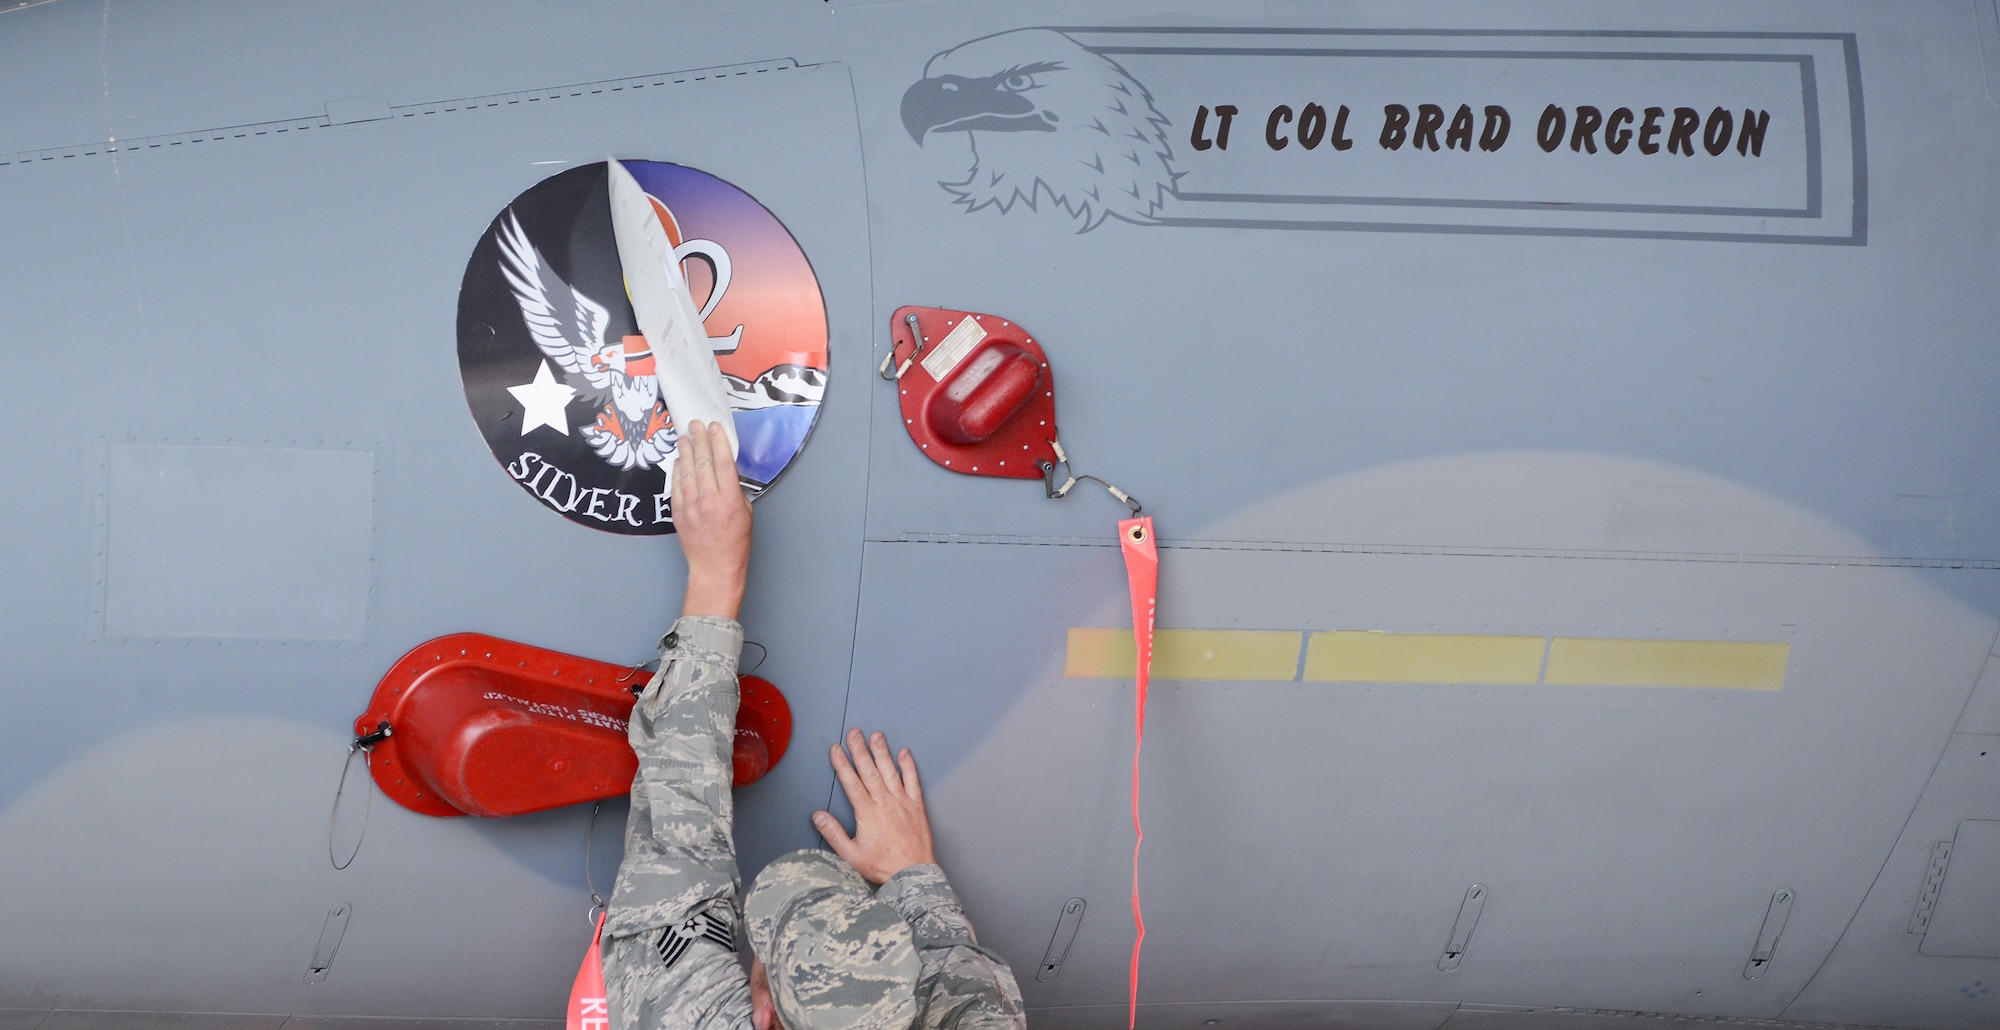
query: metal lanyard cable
328 722 389 871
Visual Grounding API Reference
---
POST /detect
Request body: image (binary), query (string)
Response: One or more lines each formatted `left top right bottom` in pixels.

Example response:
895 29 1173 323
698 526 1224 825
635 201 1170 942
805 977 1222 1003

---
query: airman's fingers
867 731 902 794
692 422 716 498
811 810 856 859
897 748 924 803
707 422 741 496
846 727 889 800
690 421 719 495
828 742 869 809
671 435 698 504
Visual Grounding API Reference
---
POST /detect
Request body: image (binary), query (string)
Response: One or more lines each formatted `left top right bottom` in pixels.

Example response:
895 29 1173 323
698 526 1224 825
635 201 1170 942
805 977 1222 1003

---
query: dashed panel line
0 58 803 169
882 532 2000 570
387 59 800 121
0 114 330 166
1538 1007 1919 1030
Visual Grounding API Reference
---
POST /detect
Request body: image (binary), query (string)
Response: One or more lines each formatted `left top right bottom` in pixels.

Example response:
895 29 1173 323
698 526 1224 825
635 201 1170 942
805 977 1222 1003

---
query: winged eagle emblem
496 211 675 471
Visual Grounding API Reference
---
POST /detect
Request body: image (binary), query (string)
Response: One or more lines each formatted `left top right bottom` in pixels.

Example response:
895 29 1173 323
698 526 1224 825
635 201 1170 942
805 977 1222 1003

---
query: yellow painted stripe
1064 628 1303 681
1064 628 1788 691
1302 631 1546 684
1063 628 1137 678
1544 638 1788 690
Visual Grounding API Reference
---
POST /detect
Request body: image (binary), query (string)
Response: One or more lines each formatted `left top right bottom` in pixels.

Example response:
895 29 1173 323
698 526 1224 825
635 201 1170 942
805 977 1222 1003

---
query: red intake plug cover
355 633 791 818
889 306 1058 478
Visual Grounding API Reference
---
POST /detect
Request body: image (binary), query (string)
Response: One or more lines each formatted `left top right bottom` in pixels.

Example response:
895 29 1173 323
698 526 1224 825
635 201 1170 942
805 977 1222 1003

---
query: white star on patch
507 360 577 437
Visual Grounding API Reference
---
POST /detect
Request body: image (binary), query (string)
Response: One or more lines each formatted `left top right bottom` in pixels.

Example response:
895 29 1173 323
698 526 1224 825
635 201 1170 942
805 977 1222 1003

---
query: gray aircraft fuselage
2 2 1998 1029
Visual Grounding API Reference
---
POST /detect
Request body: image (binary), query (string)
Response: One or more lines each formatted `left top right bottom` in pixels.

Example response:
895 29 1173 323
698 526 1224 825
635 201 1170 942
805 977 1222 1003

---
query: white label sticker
921 317 987 381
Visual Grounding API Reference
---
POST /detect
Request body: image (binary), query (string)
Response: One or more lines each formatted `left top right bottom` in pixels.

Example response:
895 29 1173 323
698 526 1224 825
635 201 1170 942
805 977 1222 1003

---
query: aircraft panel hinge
306 902 353 985
1743 888 1794 979
1910 840 1953 934
1438 884 1487 971
1035 898 1087 982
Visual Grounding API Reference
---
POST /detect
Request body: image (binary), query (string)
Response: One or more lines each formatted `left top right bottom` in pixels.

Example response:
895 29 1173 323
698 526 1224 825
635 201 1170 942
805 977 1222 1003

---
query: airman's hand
813 729 937 885
671 420 751 620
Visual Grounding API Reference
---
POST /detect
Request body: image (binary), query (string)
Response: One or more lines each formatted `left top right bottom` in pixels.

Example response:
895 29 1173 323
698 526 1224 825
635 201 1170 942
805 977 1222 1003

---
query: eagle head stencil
901 28 1181 231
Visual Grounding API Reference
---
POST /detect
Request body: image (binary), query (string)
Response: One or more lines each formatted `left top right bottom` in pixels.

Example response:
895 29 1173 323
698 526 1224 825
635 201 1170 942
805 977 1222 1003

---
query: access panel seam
0 58 806 170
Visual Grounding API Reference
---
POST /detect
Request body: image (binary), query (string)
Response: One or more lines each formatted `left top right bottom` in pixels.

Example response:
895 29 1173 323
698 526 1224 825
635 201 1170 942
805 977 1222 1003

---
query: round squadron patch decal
457 161 828 534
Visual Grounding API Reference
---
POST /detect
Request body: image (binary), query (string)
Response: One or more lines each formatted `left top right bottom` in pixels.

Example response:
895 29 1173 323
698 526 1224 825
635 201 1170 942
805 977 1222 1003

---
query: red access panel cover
889 306 1059 479
355 633 790 818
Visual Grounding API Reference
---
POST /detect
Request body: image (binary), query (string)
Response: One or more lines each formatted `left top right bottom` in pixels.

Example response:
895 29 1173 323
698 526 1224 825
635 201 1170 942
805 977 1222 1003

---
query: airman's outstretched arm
602 421 757 1030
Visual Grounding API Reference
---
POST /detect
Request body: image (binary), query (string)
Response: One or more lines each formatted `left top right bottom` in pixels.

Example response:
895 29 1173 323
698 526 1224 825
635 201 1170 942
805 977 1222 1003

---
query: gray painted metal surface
2 1 1998 1028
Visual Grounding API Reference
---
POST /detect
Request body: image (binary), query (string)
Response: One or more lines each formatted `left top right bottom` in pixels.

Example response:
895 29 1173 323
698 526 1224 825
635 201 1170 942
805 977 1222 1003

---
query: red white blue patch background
457 161 829 535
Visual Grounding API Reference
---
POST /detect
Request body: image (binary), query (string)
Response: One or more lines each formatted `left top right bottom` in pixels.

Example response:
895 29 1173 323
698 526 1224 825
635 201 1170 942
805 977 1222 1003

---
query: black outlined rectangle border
1056 27 1866 245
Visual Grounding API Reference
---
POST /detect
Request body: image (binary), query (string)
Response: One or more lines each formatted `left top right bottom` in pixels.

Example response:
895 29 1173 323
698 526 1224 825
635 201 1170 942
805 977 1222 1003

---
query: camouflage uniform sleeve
600 615 753 1030
875 864 1027 1029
